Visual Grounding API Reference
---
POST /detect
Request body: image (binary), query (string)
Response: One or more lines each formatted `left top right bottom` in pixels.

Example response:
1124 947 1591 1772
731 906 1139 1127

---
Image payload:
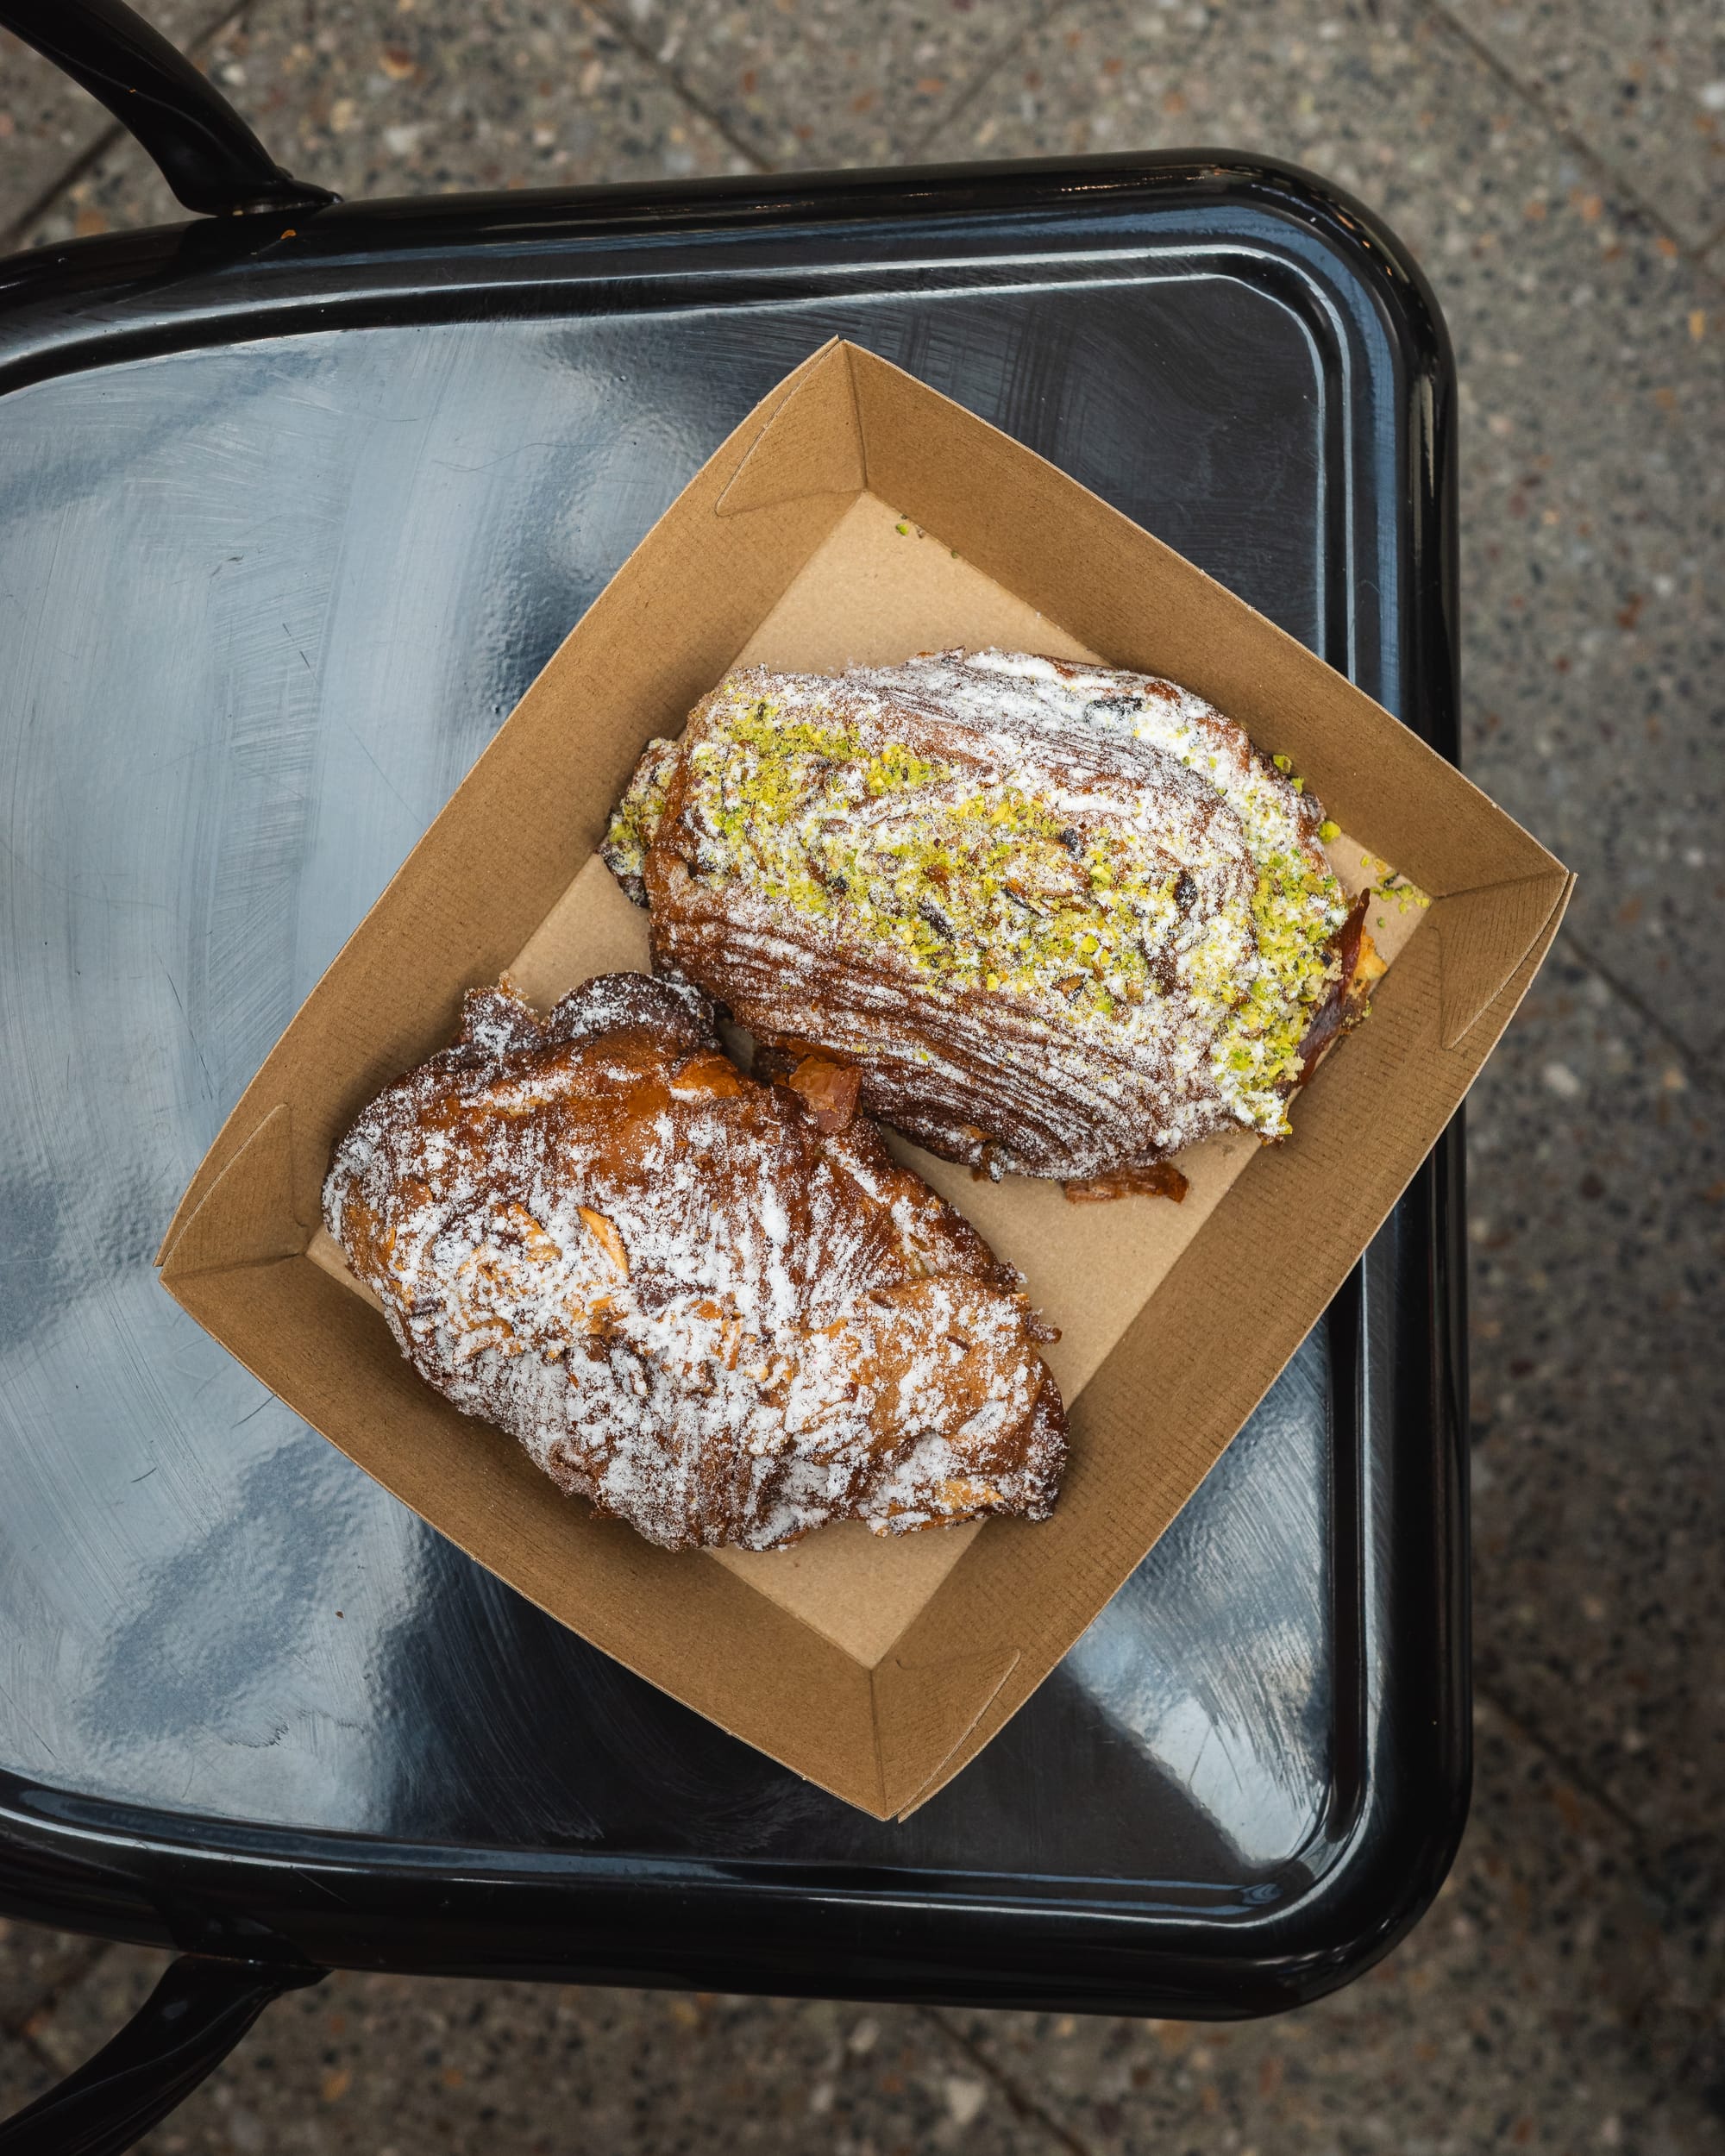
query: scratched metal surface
0 271 1367 1884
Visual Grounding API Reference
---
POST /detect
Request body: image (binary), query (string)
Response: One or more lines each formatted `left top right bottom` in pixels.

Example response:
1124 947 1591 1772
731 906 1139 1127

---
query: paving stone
0 1918 104 2130
0 2035 54 2127
0 1913 104 2034
1442 0 1725 253
1466 937 1725 1846
951 0 1725 1058
21 0 750 248
21 1940 1067 2154
0 3 209 250
23 1941 168 2082
945 1696 1724 2154
611 0 1048 170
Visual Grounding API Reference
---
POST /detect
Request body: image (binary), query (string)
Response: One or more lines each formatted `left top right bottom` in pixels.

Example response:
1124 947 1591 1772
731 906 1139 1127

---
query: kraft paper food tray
156 340 1571 1821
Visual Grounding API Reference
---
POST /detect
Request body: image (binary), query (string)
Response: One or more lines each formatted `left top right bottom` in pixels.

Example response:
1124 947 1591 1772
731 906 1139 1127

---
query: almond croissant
323 973 1064 1551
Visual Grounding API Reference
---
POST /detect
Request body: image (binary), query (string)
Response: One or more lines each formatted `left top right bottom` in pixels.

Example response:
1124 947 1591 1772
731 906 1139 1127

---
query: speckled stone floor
1 3 1721 2151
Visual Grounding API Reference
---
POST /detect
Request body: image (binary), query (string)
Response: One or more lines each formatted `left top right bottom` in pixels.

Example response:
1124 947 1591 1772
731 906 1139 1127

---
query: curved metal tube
0 0 336 217
0 1954 325 2155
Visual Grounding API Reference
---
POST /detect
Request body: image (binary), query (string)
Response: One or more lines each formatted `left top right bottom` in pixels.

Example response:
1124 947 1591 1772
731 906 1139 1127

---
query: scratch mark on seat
344 724 416 818
155 954 216 1104
0 1677 59 1763
430 438 566 474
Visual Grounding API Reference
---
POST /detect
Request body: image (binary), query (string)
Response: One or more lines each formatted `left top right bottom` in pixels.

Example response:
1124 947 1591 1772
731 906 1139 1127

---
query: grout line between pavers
1558 926 1723 1100
1474 1680 1654 1851
0 0 253 256
588 2 775 176
1421 0 1725 297
920 2004 1095 2156
0 116 130 256
900 0 1074 166
1471 1682 1725 2008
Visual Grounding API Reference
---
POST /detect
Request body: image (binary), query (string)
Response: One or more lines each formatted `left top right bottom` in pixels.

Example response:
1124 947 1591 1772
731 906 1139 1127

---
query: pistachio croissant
603 649 1380 1194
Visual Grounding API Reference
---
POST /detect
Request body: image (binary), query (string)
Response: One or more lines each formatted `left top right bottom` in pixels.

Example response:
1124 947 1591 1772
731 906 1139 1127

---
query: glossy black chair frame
0 5 1465 2147
1 1163 1468 1990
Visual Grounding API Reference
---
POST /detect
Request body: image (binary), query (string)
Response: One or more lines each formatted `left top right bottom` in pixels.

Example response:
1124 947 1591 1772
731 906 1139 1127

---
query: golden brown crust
605 650 1362 1193
323 975 1064 1551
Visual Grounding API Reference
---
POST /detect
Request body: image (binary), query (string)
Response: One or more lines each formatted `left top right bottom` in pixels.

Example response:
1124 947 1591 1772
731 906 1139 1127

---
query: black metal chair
0 4 1467 2149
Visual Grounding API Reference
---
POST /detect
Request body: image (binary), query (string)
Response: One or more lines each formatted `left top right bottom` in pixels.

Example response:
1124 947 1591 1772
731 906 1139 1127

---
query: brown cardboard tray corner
156 340 1571 1820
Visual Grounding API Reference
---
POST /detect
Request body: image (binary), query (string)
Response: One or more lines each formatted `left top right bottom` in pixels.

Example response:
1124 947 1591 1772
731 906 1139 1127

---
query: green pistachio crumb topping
600 737 676 889
665 675 1349 1137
